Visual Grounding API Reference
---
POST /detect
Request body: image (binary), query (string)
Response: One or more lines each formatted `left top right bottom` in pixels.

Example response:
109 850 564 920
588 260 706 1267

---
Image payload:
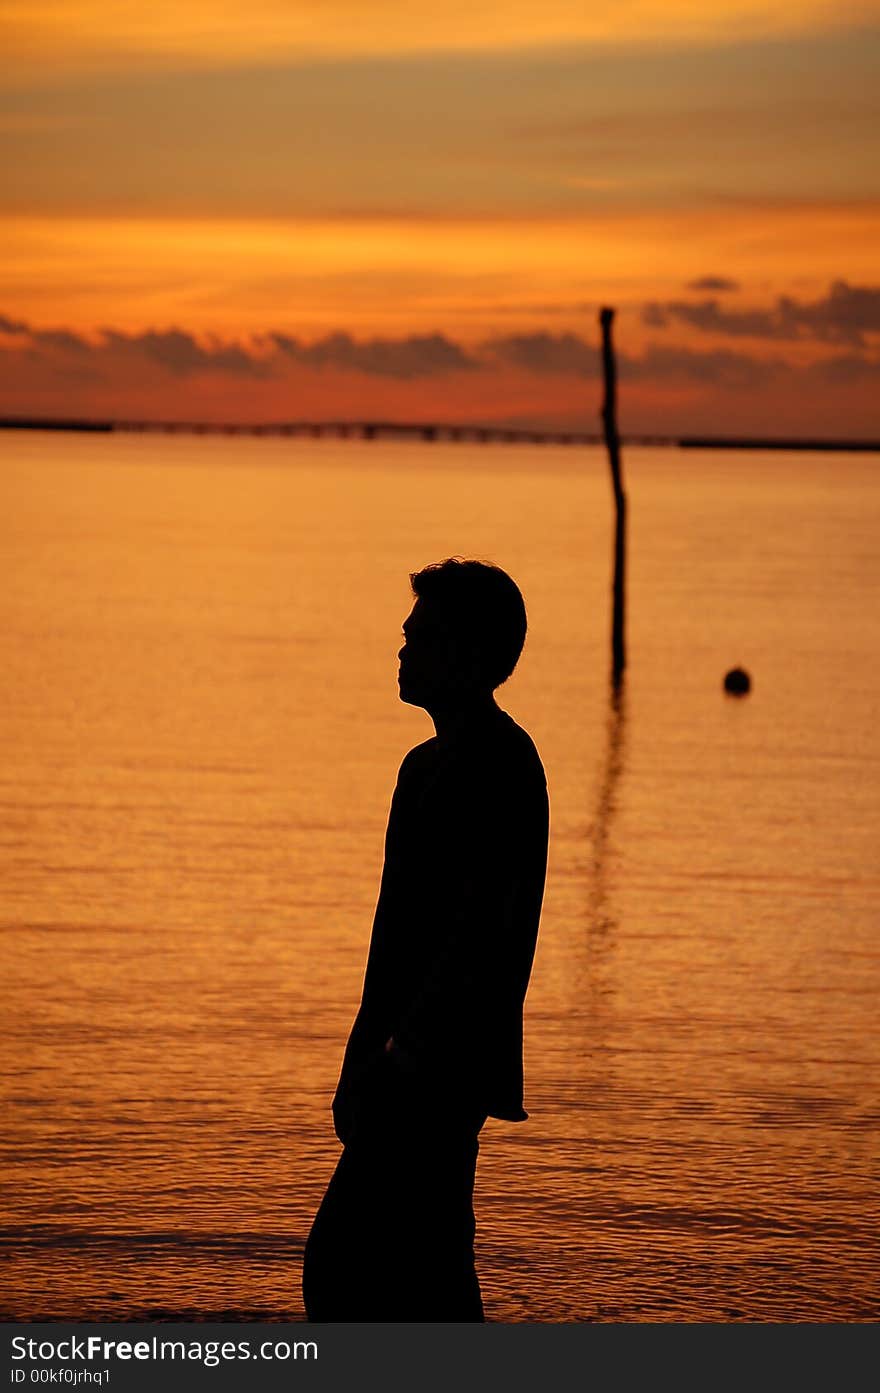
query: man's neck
427 692 501 742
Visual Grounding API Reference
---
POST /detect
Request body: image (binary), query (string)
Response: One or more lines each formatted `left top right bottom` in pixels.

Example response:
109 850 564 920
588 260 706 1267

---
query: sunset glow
2 1 878 433
6 2 873 71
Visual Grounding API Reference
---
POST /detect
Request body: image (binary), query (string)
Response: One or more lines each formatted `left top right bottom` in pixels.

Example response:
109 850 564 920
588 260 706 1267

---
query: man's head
397 558 528 711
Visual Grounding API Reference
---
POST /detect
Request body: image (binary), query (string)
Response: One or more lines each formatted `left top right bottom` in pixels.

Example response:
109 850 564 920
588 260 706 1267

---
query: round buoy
724 666 751 695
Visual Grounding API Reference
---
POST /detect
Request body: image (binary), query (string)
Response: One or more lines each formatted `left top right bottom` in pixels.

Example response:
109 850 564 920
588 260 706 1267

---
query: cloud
482 331 598 375
32 327 93 354
643 279 880 346
2 316 274 378
621 343 772 388
641 303 669 329
807 352 880 385
481 332 795 390
2 312 879 413
101 327 272 378
685 276 740 292
3 315 481 384
270 330 479 379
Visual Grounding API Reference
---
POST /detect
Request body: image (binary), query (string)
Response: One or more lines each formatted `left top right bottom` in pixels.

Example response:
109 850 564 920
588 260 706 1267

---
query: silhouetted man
302 558 549 1321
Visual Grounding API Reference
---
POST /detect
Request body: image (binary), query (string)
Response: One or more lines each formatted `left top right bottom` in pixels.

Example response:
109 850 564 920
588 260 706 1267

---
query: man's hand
384 1035 419 1077
333 1041 416 1145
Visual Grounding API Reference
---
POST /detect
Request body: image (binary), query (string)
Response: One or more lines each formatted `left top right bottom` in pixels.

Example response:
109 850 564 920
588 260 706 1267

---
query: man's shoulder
450 712 548 826
480 710 547 793
463 714 548 852
496 711 546 778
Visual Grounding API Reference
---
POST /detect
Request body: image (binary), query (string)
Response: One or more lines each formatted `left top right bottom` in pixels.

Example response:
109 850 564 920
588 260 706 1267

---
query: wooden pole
599 307 627 688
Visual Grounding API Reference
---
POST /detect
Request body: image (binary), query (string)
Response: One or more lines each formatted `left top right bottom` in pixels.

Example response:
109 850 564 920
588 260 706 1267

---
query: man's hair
409 557 528 690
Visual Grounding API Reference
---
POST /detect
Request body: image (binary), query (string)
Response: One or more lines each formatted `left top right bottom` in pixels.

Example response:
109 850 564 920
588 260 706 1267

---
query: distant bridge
1 416 878 452
0 415 621 446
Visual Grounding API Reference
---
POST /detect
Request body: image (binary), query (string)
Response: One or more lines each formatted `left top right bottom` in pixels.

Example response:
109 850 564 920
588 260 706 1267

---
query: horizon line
1 415 879 453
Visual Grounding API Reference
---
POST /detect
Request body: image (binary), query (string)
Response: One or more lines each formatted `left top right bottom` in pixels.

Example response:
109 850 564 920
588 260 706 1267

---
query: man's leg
302 1109 485 1321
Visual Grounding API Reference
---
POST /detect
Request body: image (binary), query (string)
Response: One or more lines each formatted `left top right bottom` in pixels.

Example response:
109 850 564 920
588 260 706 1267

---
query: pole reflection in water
585 680 627 944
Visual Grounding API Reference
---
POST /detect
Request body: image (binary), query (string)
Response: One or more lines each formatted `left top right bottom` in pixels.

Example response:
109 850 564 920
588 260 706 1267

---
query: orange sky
1 1 878 434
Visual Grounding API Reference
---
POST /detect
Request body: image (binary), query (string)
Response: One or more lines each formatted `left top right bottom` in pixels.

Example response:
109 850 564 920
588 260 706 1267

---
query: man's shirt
333 704 549 1138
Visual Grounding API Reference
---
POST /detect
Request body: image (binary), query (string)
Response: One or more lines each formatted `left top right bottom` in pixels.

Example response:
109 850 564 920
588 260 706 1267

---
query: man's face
397 598 476 710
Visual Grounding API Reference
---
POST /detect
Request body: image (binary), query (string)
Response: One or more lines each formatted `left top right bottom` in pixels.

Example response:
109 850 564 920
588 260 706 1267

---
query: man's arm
329 744 430 1144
